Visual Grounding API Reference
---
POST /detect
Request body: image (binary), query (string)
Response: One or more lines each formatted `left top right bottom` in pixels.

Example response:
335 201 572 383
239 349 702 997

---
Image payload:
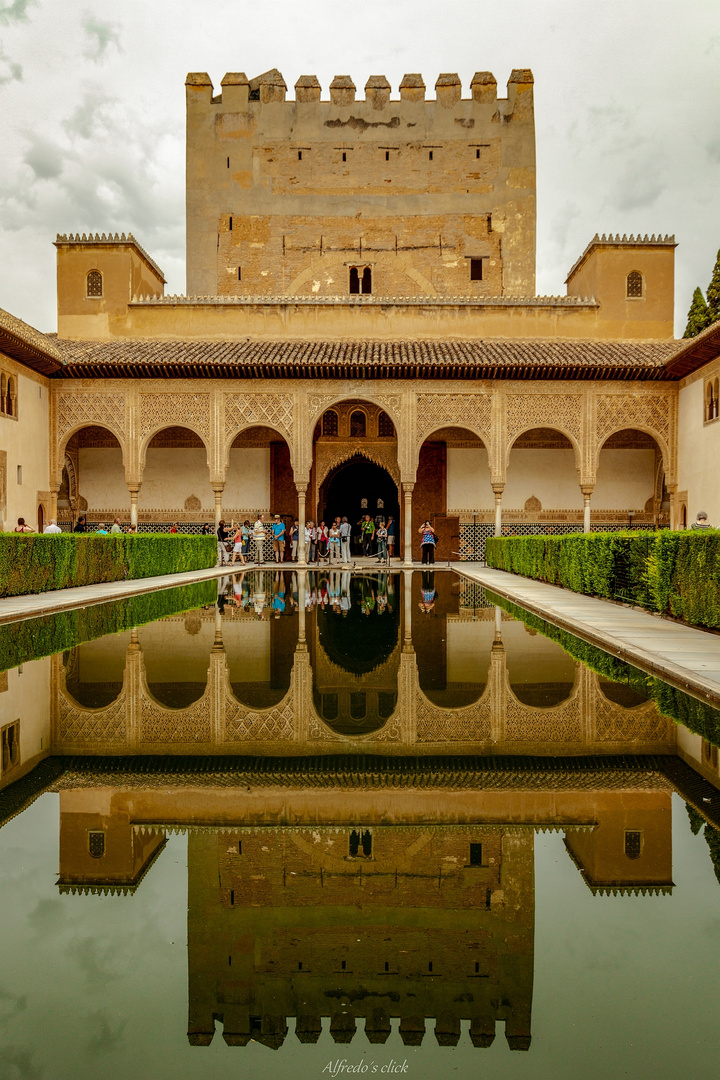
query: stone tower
185 68 536 298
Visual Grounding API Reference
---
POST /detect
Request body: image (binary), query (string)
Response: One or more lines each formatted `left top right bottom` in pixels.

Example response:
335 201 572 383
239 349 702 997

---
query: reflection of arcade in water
50 571 675 756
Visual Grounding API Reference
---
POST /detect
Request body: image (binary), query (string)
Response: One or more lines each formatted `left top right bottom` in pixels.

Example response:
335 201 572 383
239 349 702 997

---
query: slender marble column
212 485 224 529
296 485 307 564
493 485 504 538
403 483 414 566
581 486 594 534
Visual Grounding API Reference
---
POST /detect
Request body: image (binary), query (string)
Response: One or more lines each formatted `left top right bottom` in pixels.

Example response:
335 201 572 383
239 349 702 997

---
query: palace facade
2 66 720 555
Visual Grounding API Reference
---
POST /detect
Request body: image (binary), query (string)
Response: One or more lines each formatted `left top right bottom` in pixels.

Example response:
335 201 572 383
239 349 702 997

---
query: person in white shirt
110 518 123 534
252 514 267 564
43 519 62 534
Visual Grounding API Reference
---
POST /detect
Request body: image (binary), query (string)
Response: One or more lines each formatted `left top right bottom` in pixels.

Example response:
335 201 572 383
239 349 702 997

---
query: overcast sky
0 0 718 335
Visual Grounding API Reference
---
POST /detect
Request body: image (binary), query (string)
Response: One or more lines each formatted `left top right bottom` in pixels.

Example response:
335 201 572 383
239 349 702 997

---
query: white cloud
0 0 35 25
81 13 121 62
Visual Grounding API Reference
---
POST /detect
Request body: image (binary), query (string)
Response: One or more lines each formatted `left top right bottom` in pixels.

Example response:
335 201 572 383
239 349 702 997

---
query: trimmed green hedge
486 530 720 629
0 579 217 673
0 534 216 598
485 587 720 750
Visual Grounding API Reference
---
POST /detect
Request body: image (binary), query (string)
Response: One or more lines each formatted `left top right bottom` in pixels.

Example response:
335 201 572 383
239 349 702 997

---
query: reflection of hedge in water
0 580 216 673
485 589 720 750
316 573 399 676
685 803 720 888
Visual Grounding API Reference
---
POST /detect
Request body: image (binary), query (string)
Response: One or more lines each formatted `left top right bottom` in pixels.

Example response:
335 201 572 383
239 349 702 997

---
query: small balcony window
349 266 372 295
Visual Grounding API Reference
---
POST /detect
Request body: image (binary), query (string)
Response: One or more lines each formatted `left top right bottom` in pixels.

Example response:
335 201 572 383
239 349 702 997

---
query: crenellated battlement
186 68 533 110
566 233 677 283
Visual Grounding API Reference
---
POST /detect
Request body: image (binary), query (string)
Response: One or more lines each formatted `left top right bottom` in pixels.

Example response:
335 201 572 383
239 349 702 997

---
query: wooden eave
662 321 720 379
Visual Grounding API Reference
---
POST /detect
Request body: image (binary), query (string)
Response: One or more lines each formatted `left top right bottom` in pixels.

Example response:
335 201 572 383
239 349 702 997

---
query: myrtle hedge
485 588 720 750
0 579 217 673
485 530 720 629
0 534 216 598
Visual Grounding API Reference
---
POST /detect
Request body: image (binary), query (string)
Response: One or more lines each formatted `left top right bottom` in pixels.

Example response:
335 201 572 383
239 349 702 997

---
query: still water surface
1 570 719 1080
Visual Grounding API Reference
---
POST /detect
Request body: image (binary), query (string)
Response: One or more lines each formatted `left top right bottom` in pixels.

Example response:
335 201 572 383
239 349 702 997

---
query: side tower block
55 233 166 339
566 234 676 338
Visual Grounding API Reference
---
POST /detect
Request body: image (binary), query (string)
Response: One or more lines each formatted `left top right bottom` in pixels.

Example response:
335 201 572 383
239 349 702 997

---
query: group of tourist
215 513 402 567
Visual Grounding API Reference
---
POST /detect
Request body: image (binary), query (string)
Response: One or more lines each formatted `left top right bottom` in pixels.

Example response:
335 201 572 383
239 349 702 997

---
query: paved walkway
454 563 720 706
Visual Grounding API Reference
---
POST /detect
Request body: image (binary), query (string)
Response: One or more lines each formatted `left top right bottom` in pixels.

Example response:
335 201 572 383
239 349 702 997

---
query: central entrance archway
319 457 399 549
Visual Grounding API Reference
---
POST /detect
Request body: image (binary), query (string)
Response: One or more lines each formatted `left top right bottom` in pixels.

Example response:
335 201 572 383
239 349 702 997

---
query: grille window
626 271 643 298
378 411 395 437
86 270 103 297
350 411 366 437
322 410 338 436
88 830 106 859
624 830 642 859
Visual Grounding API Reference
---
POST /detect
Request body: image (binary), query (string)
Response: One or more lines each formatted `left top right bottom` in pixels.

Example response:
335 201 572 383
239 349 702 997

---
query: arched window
378 411 395 437
6 376 15 417
349 265 372 295
322 410 338 436
624 830 642 859
350 411 366 437
705 380 718 423
715 379 720 420
86 269 103 297
0 374 6 415
626 270 643 299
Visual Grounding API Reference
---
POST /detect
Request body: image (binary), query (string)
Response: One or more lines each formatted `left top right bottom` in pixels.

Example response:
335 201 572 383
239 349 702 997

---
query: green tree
706 248 720 324
683 286 710 338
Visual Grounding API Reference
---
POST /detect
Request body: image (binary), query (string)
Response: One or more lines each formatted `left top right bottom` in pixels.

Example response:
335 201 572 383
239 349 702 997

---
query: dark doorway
320 457 399 551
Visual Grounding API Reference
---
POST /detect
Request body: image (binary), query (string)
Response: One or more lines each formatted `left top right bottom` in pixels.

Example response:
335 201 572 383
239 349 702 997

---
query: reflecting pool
1 570 719 1080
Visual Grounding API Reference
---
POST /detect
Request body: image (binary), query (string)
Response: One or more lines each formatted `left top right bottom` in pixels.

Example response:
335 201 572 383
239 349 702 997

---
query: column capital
580 484 594 497
295 482 308 495
211 482 225 494
402 482 415 495
492 483 505 496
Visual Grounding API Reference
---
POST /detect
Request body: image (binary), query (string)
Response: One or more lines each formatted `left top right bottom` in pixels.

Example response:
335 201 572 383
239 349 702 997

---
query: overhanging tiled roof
52 337 679 380
0 307 64 375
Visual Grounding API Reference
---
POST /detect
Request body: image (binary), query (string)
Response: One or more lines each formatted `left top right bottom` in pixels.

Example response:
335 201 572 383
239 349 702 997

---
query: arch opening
415 426 490 562
226 425 297 537
319 457 399 552
596 428 665 528
61 425 125 529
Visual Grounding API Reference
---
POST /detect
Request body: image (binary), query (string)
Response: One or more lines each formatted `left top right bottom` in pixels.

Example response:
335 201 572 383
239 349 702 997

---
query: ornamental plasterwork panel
594 392 672 457
504 691 582 742
225 700 295 741
140 692 212 742
56 391 127 449
139 392 212 442
307 391 403 429
505 393 582 452
593 697 669 743
57 692 128 744
415 691 492 742
415 393 492 447
224 392 294 442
